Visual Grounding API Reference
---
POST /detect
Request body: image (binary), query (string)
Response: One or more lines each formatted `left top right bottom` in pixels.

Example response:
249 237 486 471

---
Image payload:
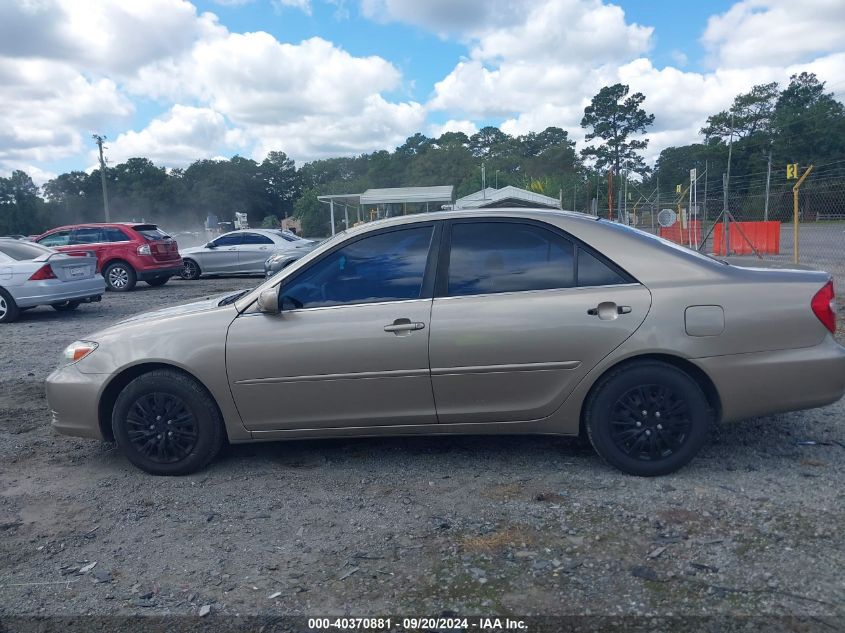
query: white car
179 229 315 279
0 239 105 323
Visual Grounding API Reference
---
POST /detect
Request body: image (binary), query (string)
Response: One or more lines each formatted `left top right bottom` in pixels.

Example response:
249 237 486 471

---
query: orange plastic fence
658 220 702 246
712 221 780 255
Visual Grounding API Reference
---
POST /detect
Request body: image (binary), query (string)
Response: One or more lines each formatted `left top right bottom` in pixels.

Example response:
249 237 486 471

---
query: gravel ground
0 277 843 625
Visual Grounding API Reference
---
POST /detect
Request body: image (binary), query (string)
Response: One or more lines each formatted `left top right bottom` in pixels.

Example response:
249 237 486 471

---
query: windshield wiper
218 289 250 306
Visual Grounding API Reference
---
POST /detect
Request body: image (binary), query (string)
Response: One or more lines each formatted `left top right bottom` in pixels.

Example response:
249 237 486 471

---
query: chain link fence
575 164 845 292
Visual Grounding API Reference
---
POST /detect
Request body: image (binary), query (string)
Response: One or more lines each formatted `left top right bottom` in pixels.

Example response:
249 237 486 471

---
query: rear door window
447 222 575 296
71 228 104 244
242 233 274 245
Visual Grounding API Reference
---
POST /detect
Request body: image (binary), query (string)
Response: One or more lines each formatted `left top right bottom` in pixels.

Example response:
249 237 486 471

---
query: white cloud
702 0 845 69
421 0 845 170
106 105 245 167
429 120 479 138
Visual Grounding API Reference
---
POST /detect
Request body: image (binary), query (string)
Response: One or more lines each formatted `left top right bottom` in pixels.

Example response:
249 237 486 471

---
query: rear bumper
136 265 182 281
694 336 845 422
45 364 107 440
9 277 106 308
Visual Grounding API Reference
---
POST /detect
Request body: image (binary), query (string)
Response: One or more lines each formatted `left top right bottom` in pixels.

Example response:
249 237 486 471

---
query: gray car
46 209 845 476
180 229 315 279
0 239 104 323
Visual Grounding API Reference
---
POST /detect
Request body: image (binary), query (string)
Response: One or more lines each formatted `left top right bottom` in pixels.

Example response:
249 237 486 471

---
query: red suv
33 223 182 291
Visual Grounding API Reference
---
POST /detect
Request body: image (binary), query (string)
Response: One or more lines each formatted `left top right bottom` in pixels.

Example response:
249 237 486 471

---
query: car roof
41 222 157 232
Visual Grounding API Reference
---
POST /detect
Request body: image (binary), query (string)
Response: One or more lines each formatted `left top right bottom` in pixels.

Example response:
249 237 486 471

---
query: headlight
61 340 98 364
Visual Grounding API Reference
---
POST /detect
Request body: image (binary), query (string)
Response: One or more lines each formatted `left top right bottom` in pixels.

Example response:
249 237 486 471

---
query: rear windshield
0 240 52 261
132 225 171 241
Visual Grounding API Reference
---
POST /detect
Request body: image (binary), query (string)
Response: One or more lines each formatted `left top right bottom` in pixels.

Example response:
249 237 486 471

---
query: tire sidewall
587 364 711 476
112 372 222 476
104 262 137 291
181 259 200 280
0 288 20 323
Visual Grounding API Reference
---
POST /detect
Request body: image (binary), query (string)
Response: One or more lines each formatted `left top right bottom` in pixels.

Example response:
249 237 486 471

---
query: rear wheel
112 369 225 475
584 361 712 476
0 288 20 323
52 300 81 311
146 276 170 287
104 261 137 292
180 259 201 280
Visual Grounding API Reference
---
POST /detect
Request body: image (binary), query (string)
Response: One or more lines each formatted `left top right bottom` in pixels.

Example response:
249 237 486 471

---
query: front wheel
180 259 201 280
103 261 137 291
584 361 712 476
112 369 225 475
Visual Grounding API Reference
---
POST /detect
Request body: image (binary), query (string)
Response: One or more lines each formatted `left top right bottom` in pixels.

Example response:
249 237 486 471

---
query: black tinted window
243 233 274 245
448 222 574 296
103 227 130 242
281 226 433 309
72 228 103 244
0 241 52 260
212 234 243 247
577 249 627 286
133 225 170 241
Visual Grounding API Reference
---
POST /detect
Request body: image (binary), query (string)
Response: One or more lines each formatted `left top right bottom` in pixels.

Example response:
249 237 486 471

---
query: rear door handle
384 318 425 334
587 302 632 319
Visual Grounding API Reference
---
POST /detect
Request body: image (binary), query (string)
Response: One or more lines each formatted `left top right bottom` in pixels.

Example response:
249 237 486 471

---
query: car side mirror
257 286 280 314
206 242 216 249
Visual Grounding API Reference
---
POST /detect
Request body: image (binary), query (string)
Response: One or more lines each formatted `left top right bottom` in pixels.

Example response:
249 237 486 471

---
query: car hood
90 292 243 338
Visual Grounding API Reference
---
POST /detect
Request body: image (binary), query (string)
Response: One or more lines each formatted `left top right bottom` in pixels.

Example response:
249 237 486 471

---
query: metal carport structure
318 186 454 235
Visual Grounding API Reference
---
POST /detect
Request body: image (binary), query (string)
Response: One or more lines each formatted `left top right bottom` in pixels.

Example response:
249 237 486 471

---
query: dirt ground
0 277 843 626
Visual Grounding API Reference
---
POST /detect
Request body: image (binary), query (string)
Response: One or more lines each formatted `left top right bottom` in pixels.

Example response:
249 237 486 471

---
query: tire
103 261 137 292
0 288 20 323
584 361 712 477
112 369 225 476
146 276 170 287
52 300 81 311
180 259 201 280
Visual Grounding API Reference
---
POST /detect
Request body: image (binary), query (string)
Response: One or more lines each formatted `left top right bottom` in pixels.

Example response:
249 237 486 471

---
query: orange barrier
712 221 780 255
659 220 701 246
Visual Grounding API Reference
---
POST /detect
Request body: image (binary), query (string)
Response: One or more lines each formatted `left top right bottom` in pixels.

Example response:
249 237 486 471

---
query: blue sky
1 0 843 183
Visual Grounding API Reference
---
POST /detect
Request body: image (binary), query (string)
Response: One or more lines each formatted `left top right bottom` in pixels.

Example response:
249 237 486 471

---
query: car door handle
587 302 632 319
384 318 425 334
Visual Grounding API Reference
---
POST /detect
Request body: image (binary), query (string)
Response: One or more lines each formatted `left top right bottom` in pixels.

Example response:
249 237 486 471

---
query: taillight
137 244 151 255
811 280 837 334
29 264 56 281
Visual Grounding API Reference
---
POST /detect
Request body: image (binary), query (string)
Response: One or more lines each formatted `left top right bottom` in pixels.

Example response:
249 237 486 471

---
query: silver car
0 238 104 323
46 209 845 476
180 229 315 279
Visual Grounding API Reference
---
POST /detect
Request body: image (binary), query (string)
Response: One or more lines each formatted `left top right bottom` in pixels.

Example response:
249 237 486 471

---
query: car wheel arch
97 362 227 442
577 353 722 438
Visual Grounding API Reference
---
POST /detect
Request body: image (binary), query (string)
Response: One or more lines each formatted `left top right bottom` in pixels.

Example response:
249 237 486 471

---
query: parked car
264 237 322 277
32 223 182 291
0 238 104 323
46 209 845 476
180 229 316 279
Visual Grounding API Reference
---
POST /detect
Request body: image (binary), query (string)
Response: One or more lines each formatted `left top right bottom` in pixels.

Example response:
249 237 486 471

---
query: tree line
1 72 843 237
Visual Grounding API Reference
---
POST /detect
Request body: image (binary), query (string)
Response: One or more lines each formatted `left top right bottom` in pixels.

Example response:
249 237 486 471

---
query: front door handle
587 302 632 320
384 318 425 334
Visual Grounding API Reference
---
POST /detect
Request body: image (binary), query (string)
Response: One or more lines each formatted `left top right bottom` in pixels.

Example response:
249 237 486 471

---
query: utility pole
93 134 111 222
764 150 772 222
724 112 735 255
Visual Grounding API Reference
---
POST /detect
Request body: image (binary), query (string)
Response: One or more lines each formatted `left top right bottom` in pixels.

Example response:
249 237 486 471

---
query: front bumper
694 336 845 422
136 265 183 281
10 277 106 308
46 363 108 440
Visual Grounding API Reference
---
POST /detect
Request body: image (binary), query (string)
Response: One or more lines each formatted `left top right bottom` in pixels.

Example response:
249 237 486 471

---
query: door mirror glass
206 241 216 249
257 286 280 314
